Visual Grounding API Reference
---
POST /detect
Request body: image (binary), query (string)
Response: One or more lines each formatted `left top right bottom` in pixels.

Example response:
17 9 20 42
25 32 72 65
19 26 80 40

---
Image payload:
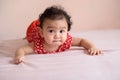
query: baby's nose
54 33 60 39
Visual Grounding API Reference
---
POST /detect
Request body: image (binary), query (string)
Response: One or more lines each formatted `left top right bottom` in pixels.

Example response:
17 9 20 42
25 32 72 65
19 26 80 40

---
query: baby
14 5 102 64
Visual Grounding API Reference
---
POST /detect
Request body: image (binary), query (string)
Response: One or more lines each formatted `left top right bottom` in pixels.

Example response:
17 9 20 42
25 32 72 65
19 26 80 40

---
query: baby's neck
44 43 60 52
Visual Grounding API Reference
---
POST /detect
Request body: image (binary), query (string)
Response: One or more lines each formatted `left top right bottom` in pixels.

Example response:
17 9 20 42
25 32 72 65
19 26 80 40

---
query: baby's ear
38 27 43 37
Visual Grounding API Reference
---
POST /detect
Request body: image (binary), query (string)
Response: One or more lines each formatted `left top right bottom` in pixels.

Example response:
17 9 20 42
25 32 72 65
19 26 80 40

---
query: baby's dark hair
39 5 72 31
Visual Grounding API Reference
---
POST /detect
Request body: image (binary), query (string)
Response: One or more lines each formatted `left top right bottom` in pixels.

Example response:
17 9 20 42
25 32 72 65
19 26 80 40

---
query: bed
0 29 120 80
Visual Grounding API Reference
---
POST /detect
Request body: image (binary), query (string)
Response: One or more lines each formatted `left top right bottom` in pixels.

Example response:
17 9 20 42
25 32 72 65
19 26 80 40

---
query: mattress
0 29 120 80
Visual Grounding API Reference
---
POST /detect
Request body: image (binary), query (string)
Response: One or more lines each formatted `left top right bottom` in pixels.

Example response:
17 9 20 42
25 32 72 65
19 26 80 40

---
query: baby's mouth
53 40 61 42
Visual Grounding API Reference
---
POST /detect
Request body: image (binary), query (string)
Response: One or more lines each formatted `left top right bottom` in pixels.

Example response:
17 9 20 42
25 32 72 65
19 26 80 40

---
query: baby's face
41 18 68 46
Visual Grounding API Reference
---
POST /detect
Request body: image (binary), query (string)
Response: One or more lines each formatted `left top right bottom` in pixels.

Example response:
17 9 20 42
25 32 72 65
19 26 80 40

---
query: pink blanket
0 29 120 80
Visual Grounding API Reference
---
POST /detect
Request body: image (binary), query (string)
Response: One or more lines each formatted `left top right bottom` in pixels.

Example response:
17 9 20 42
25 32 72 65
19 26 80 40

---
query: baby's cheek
62 37 67 43
45 37 53 43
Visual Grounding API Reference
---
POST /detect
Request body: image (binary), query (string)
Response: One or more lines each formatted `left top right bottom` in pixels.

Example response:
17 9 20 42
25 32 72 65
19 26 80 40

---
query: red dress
26 20 72 54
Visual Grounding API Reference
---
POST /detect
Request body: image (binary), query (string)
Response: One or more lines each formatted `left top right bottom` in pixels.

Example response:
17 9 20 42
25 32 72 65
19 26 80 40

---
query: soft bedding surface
0 29 120 80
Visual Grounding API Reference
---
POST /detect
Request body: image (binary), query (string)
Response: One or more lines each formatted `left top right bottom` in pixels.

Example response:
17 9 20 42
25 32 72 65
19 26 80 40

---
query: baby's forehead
43 18 68 27
46 26 67 30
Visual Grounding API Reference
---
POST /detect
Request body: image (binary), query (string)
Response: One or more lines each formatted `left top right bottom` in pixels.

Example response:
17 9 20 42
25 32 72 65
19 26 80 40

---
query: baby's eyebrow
60 27 66 29
47 26 55 29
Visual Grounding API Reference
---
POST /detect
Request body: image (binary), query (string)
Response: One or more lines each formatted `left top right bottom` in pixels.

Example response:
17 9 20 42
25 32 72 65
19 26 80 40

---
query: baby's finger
88 49 91 53
14 59 20 64
14 57 24 64
92 50 97 55
90 50 94 55
97 50 102 55
18 57 24 63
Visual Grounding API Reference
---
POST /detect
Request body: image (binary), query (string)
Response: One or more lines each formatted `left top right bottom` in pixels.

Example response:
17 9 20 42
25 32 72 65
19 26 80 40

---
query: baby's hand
88 48 102 55
14 56 24 64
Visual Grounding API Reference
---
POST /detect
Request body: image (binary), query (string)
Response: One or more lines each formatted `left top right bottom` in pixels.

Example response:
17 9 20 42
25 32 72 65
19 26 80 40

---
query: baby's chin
47 40 66 46
53 42 63 46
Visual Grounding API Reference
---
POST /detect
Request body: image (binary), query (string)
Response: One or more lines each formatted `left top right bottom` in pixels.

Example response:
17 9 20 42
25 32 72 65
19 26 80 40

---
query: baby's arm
72 37 102 55
14 43 34 64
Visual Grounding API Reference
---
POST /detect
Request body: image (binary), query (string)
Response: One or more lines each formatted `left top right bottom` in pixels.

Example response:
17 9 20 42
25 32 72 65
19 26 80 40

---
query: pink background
0 0 120 40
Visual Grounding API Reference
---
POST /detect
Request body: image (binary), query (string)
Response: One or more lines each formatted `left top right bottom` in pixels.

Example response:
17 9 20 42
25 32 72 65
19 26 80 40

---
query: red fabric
34 33 72 54
26 20 72 54
26 20 40 43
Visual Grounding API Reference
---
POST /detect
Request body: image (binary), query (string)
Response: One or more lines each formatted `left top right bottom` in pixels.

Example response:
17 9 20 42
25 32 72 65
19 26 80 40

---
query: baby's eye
49 30 54 33
60 30 65 33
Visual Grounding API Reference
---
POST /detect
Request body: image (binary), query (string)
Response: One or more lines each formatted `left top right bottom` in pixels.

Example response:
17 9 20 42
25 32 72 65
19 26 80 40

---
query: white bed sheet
0 29 120 80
